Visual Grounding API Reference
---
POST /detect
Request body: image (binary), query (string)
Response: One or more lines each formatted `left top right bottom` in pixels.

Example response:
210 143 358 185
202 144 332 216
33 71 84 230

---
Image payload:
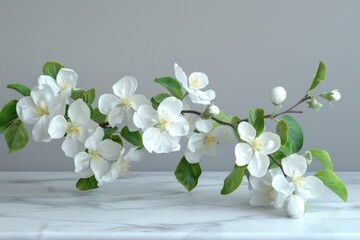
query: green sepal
154 77 184 99
306 61 326 94
281 115 303 153
4 119 29 154
221 165 247 195
76 176 99 191
248 108 264 137
309 148 333 170
174 157 202 192
7 84 31 96
43 61 63 79
0 100 18 134
120 126 144 149
315 169 347 202
91 108 106 124
151 93 171 110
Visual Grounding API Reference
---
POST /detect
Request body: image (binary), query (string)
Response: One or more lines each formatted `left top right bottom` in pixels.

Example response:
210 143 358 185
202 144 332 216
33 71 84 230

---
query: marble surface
0 172 359 240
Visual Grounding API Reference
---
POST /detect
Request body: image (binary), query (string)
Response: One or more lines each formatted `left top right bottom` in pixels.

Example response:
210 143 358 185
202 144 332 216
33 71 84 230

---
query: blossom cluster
0 61 346 218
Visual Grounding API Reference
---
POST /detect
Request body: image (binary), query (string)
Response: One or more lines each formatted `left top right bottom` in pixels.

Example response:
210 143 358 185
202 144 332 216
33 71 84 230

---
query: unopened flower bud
284 195 305 218
320 89 341 103
304 151 312 165
307 98 323 111
208 105 220 115
270 86 287 106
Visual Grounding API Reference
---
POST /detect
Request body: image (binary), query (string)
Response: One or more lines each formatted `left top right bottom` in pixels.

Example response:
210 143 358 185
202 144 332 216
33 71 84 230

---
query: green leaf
111 135 123 146
248 108 264 136
0 100 18 134
151 93 171 110
306 61 326 94
276 119 288 145
71 89 85 100
76 176 99 191
221 165 247 195
84 88 96 105
120 126 144 149
43 61 63 79
91 108 106 124
154 77 183 99
4 119 29 154
103 127 118 139
174 157 202 192
315 169 347 202
309 148 333 170
279 142 293 156
7 84 31 96
281 115 303 153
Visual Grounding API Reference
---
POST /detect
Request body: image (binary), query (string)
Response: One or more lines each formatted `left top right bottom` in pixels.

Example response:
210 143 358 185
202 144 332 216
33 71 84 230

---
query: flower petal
250 172 272 191
123 147 144 163
235 143 253 166
247 152 270 177
258 132 280 155
38 75 60 95
30 85 54 106
113 76 137 99
272 174 294 197
47 96 66 117
56 68 78 90
188 133 205 152
133 105 157 130
99 162 120 184
74 152 90 173
77 168 94 179
282 154 307 178
90 159 110 183
62 136 85 158
32 117 51 142
85 127 104 151
158 96 183 118
174 63 189 88
167 116 189 136
238 122 256 143
188 72 209 89
77 120 98 143
16 97 38 124
195 119 213 133
48 115 68 139
301 176 324 200
250 191 272 207
142 127 161 153
108 107 125 127
130 94 149 110
98 94 119 115
156 132 181 153
68 99 91 125
184 149 203 163
98 139 121 161
124 110 138 132
212 126 233 145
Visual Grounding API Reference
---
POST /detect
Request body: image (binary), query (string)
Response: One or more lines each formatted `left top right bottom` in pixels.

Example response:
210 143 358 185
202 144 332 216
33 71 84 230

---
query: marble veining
0 172 359 240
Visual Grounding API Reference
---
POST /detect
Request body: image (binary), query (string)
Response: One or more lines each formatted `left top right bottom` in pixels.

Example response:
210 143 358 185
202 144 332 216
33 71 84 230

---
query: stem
181 110 237 131
238 95 311 123
99 122 109 128
269 155 286 177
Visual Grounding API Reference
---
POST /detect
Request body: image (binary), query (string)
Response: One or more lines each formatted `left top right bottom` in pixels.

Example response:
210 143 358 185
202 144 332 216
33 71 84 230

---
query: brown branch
181 110 237 131
269 155 286 177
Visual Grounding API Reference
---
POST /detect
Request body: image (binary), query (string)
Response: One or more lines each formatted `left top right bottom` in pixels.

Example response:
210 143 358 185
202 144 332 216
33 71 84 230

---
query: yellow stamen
189 75 201 89
36 102 48 117
204 136 217 147
252 138 264 151
67 123 80 136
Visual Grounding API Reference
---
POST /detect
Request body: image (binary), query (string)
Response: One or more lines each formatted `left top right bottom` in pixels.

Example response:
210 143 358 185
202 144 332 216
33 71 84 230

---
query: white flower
99 147 144 185
16 85 66 142
283 195 305 218
249 168 287 208
320 89 341 103
208 105 220 115
307 98 323 111
272 153 324 201
98 76 149 130
74 127 122 182
133 96 189 153
48 99 98 158
235 122 280 177
270 86 287 106
174 63 215 105
185 119 233 163
38 68 78 98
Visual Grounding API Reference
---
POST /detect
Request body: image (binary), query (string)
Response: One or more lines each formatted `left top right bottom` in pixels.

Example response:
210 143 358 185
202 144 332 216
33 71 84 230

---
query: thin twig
181 110 237 131
269 155 286 177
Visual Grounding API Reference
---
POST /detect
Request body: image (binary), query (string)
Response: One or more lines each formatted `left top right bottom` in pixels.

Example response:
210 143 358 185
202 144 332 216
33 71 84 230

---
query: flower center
119 98 132 109
204 136 217 147
89 150 103 161
66 123 80 136
118 159 129 173
59 82 68 92
251 138 264 151
189 76 201 89
156 112 171 132
292 172 305 185
36 101 49 117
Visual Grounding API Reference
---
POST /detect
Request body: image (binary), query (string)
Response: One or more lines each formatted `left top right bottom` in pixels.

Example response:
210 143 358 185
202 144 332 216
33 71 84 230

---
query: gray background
0 0 358 172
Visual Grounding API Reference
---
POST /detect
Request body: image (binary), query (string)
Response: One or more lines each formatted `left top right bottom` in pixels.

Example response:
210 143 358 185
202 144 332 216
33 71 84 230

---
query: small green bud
307 98 323 111
320 89 341 103
304 151 312 165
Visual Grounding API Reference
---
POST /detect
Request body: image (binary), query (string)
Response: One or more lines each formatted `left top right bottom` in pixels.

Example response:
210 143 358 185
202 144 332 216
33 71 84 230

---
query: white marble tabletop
0 172 359 240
